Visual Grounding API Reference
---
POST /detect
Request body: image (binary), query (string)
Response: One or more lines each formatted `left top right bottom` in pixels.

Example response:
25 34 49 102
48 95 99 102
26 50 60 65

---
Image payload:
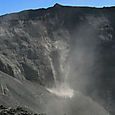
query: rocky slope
0 3 115 115
0 105 39 115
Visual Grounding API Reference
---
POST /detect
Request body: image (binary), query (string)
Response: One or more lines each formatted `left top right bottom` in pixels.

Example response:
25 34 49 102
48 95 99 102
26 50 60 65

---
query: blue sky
0 0 115 15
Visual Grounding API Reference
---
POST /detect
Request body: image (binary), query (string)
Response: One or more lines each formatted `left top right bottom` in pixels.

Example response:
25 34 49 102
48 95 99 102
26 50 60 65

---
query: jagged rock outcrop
0 105 46 115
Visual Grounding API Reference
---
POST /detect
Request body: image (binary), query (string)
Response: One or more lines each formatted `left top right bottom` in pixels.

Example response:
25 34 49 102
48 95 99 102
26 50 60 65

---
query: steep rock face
0 4 115 114
0 54 24 80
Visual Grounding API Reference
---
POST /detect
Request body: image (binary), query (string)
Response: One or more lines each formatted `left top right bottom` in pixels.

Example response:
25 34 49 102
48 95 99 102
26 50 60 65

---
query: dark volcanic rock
0 105 41 115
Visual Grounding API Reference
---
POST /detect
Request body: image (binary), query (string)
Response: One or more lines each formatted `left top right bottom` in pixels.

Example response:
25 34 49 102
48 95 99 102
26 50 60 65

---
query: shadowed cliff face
0 4 115 114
